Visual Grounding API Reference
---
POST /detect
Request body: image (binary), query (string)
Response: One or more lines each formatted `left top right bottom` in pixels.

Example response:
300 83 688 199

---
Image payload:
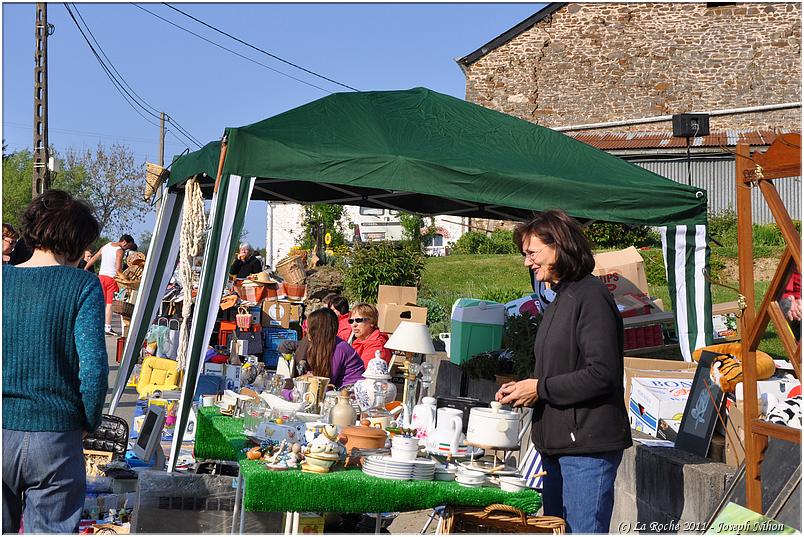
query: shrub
342 241 425 303
583 222 658 249
452 230 519 255
461 351 508 381
479 287 528 305
296 204 347 250
417 296 448 328
639 248 724 287
708 209 738 247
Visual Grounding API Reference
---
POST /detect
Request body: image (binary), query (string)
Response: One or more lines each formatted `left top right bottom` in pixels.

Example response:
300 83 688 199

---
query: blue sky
3 2 543 247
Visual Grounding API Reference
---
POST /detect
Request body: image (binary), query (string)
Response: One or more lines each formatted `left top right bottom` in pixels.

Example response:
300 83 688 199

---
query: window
359 207 383 216
388 210 400 216
426 234 444 247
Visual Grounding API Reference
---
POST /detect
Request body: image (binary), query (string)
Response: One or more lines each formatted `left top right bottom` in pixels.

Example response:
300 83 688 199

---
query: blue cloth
540 450 623 533
2 265 108 432
2 429 87 533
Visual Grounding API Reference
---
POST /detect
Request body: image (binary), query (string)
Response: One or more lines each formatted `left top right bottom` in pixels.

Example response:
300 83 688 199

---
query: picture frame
674 350 726 457
84 449 114 477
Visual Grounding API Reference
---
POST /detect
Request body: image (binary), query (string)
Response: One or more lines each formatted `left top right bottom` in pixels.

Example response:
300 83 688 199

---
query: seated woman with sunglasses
349 303 392 367
305 308 365 390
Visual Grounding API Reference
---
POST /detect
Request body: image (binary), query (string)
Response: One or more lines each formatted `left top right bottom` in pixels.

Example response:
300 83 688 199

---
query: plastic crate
263 327 298 352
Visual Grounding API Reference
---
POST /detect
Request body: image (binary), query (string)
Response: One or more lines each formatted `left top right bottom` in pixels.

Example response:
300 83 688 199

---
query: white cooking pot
466 401 521 448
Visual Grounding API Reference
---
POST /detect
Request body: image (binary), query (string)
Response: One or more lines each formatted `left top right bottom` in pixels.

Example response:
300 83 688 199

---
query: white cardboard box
628 377 693 437
203 362 225 376
223 364 242 391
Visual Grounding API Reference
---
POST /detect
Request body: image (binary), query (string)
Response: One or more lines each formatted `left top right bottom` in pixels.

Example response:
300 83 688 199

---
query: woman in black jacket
496 209 631 534
228 243 263 279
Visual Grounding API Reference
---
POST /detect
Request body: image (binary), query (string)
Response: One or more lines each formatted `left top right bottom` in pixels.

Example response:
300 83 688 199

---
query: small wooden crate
112 300 135 318
438 504 565 534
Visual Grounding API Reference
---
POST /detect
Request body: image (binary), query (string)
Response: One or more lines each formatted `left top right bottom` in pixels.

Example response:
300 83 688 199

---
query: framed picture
84 449 113 477
675 350 726 457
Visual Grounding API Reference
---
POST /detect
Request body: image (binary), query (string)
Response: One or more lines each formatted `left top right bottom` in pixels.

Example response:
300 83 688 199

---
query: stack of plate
362 455 436 481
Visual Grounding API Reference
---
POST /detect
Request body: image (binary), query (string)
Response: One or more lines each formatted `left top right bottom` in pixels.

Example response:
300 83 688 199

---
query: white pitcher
427 414 464 456
411 397 437 446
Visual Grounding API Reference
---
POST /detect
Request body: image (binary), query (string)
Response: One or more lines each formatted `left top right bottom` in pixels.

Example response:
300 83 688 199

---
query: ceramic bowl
456 469 486 484
304 452 338 471
391 447 419 461
499 476 528 493
391 436 420 449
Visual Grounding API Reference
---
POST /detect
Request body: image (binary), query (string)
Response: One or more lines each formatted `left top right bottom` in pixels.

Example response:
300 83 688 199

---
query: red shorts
98 275 119 305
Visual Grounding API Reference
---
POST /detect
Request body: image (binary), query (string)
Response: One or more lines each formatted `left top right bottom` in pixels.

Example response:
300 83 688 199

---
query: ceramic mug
307 376 335 411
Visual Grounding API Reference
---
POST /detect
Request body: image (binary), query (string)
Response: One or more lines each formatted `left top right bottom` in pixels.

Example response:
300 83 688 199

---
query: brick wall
463 3 801 132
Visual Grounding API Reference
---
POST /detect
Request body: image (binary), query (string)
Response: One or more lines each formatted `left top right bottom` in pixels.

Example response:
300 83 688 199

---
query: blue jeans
3 429 86 533
540 450 623 534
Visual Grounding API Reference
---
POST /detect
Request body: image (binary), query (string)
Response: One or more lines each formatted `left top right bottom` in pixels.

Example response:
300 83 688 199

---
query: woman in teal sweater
2 190 108 533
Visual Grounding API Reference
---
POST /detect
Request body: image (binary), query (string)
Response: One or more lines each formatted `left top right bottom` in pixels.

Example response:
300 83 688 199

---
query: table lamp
385 321 436 428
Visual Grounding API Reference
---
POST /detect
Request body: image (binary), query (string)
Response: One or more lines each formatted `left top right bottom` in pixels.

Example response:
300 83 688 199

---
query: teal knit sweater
3 265 108 432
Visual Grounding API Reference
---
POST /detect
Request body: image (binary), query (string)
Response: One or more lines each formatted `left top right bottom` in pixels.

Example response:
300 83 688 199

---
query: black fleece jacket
531 274 632 456
229 255 263 279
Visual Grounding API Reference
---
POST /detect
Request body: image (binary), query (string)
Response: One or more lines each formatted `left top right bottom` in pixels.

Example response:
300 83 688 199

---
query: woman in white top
84 234 136 336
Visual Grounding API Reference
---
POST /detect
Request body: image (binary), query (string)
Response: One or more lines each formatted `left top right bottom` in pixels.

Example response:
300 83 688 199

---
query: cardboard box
735 378 800 408
377 285 418 306
623 357 698 404
203 362 225 376
593 247 649 299
377 304 428 333
629 377 693 437
262 300 303 329
724 398 745 468
376 285 428 333
616 293 654 318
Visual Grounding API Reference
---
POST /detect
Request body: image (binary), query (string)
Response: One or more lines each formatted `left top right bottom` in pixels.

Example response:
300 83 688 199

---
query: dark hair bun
21 190 100 263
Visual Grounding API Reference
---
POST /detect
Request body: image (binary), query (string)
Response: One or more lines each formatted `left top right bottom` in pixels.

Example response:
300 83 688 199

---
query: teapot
410 396 437 446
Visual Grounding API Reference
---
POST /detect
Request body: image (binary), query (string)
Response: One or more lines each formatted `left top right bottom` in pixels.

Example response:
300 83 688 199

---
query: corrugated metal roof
568 130 799 150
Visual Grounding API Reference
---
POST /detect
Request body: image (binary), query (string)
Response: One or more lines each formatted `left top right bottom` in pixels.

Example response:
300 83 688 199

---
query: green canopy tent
109 88 713 470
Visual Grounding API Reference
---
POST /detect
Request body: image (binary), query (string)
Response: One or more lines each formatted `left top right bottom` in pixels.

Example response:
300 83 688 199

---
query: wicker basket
276 255 306 284
438 504 565 534
112 300 135 318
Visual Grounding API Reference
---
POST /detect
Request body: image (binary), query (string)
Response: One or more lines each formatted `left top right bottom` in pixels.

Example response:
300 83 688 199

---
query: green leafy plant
583 222 659 249
479 287 528 305
417 296 448 327
461 351 510 380
342 241 425 303
503 311 541 380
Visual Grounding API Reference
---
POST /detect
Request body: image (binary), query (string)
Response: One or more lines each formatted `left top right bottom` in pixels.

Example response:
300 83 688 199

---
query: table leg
283 512 292 535
231 474 243 534
239 497 246 534
292 512 300 534
375 513 382 534
420 510 438 534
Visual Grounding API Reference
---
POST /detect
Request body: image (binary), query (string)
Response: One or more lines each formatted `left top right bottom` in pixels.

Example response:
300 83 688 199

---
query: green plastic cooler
449 298 505 365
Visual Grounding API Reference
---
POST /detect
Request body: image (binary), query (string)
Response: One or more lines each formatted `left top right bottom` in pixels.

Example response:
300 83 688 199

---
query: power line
131 3 333 94
4 121 183 146
162 3 360 92
64 3 203 149
71 3 204 148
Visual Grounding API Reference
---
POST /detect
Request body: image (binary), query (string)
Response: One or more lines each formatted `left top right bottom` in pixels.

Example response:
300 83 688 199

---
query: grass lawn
421 254 791 360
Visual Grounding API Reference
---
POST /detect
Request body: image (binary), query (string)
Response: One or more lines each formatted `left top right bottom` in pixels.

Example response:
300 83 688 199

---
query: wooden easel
736 133 801 513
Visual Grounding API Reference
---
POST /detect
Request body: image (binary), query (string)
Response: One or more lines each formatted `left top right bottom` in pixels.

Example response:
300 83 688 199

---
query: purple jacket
331 337 365 388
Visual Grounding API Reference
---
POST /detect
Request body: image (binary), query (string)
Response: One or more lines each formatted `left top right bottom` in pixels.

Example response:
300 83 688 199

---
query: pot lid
342 424 387 440
470 402 519 420
362 373 391 380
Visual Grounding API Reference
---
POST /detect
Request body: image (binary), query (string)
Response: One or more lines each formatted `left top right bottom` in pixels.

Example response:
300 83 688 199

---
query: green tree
2 149 34 229
297 204 347 250
64 142 150 236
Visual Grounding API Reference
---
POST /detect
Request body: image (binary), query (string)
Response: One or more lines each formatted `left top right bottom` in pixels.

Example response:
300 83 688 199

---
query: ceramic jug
411 396 437 445
427 414 464 456
331 390 357 427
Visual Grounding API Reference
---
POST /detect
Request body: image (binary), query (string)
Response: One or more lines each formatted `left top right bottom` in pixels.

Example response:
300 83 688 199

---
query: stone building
456 3 801 223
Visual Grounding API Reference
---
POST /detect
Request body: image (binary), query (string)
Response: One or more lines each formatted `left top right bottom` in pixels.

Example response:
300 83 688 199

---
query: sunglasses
348 318 369 324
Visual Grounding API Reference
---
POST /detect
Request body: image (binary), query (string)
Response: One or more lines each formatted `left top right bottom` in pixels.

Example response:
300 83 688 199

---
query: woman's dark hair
306 308 338 379
21 190 100 263
322 292 339 307
3 223 19 240
330 296 349 315
513 209 595 283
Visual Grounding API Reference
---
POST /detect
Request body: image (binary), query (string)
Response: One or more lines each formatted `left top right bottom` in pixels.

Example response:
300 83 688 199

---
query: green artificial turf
195 407 542 514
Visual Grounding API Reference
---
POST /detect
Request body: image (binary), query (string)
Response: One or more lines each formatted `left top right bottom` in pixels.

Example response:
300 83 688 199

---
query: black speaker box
672 113 710 138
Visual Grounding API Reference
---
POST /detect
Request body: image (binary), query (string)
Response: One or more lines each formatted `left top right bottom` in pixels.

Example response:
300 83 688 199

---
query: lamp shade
385 321 435 355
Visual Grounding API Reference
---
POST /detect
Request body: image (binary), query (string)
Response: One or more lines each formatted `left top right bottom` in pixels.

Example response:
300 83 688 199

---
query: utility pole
159 112 165 166
32 3 53 196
